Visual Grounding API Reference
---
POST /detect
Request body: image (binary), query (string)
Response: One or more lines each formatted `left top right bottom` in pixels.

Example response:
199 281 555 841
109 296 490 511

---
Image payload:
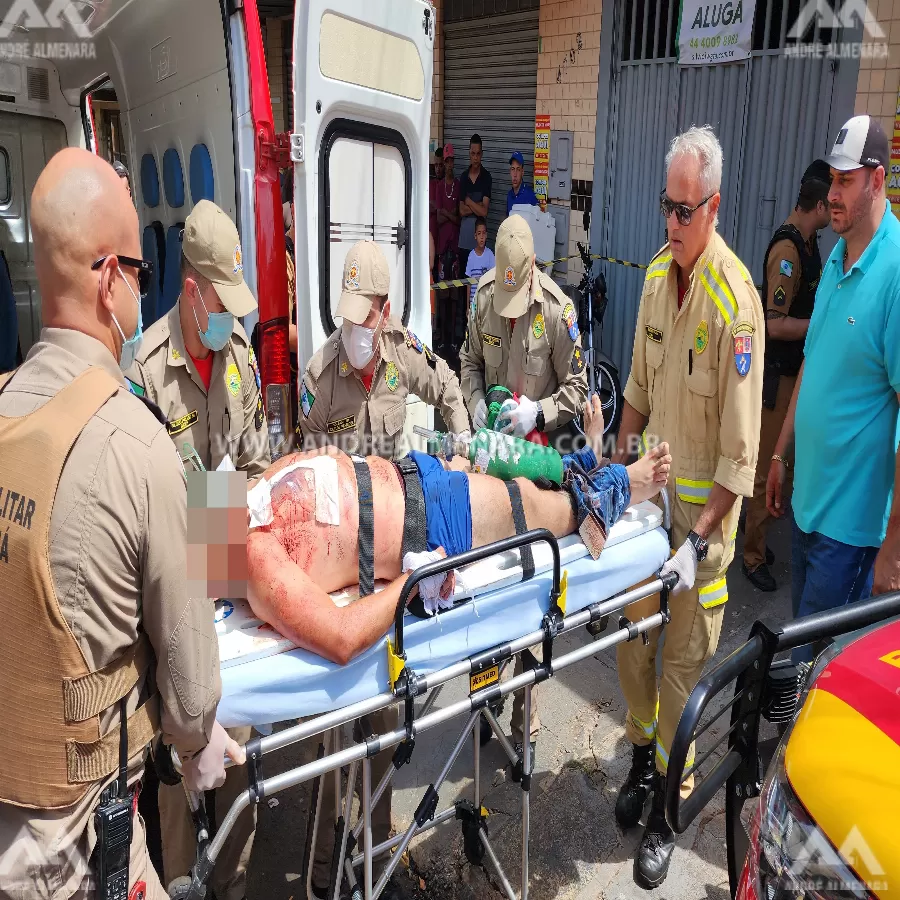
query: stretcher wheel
463 823 486 865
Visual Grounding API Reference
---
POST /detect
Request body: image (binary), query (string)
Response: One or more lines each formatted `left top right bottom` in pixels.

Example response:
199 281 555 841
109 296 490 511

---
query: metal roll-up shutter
443 9 539 248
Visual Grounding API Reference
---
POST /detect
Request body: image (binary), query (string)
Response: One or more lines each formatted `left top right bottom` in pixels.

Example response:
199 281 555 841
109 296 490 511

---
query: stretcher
172 495 676 900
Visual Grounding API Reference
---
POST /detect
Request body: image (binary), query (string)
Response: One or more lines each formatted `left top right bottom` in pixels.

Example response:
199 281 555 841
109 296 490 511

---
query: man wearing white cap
128 198 268 900
768 114 900 651
299 239 470 458
459 213 588 757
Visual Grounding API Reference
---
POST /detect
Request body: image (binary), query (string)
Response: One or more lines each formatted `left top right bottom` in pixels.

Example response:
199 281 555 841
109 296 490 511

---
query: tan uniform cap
183 199 257 317
493 214 535 318
336 240 391 325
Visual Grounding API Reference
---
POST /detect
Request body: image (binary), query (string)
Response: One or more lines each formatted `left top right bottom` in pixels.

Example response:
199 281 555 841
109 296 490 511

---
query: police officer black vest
762 223 821 378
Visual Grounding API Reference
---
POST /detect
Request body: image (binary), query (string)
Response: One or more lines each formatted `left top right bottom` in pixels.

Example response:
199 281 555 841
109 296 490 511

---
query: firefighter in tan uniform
611 128 763 888
458 214 588 758
0 149 233 900
299 240 470 459
299 240 468 897
127 200 268 900
459 214 588 448
129 200 270 480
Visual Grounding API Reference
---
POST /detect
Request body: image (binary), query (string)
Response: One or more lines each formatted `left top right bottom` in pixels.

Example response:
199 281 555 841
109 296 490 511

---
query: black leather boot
635 771 675 889
614 741 656 829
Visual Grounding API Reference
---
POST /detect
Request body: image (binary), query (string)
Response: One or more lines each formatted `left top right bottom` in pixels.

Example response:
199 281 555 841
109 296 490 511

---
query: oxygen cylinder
484 384 515 431
467 429 564 484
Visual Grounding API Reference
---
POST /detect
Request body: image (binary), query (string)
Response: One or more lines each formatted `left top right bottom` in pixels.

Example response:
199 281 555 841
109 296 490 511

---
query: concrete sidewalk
246 516 794 900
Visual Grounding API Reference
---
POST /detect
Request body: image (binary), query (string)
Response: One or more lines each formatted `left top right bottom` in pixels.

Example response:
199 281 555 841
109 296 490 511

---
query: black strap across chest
353 458 375 597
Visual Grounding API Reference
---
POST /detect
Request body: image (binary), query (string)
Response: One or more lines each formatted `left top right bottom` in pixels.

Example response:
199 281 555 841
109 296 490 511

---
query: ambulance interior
0 0 436 448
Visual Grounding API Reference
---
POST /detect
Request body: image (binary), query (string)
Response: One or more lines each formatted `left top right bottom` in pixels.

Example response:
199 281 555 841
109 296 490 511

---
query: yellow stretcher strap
698 577 729 609
557 570 568 617
386 638 406 691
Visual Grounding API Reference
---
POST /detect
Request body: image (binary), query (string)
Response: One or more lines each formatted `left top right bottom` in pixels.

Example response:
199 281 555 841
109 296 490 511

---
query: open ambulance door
292 0 436 447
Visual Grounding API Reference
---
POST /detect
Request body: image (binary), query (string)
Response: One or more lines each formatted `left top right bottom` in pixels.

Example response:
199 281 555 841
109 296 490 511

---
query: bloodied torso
254 451 406 593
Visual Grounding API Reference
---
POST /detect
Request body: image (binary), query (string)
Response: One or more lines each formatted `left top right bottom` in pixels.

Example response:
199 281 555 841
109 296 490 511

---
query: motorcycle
564 207 623 438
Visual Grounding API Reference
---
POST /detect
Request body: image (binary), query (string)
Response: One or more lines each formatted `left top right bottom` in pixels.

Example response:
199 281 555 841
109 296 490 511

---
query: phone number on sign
689 32 739 49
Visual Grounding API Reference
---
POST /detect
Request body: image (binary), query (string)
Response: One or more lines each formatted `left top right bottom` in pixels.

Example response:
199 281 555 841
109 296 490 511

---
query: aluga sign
678 0 758 65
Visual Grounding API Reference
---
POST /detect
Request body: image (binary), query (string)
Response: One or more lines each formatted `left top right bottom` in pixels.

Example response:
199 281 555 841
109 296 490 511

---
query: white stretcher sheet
217 502 670 727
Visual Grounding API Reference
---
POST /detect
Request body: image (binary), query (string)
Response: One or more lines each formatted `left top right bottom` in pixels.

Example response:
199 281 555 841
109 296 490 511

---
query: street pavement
245 514 794 900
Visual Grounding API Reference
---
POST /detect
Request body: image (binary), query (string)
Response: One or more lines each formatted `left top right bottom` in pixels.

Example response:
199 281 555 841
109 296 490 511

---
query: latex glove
659 538 698 595
498 395 540 437
455 430 471 443
403 549 456 615
181 721 246 792
473 399 488 431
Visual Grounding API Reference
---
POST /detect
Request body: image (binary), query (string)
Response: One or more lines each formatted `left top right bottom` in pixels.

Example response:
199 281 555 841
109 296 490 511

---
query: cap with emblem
825 115 889 173
493 214 535 318
182 200 257 317
336 240 391 325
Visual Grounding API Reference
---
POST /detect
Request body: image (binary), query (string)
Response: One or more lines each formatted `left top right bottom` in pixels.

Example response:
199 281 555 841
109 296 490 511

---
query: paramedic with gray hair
610 125 764 887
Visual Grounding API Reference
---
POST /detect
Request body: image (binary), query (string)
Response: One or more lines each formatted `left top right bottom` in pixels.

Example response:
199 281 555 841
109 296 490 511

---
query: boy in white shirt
466 217 495 307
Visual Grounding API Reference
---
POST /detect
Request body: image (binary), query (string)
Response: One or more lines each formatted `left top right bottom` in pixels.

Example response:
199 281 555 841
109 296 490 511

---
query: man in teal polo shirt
767 115 900 661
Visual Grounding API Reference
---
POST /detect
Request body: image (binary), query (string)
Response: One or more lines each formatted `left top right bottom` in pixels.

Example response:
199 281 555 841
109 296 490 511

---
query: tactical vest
762 224 821 377
0 367 159 809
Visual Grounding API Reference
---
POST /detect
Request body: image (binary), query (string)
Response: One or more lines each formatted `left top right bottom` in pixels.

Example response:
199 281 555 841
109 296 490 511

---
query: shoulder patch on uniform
562 301 579 341
571 345 585 375
405 329 424 353
646 326 663 343
773 286 787 307
300 378 314 417
483 332 501 348
733 323 753 377
125 377 145 397
694 320 709 355
248 345 261 391
779 259 794 278
327 414 356 434
167 409 198 436
424 345 437 370
532 311 545 339
255 395 264 430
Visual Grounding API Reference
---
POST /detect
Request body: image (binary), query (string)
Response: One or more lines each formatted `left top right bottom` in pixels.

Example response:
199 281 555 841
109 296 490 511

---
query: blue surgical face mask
109 266 143 371
192 287 234 352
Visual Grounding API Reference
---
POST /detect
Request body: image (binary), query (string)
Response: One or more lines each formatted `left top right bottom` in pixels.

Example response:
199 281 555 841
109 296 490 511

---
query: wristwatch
686 529 709 562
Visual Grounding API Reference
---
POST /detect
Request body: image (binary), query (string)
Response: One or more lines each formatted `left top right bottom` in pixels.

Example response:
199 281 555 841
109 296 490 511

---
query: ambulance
667 596 900 899
0 0 436 452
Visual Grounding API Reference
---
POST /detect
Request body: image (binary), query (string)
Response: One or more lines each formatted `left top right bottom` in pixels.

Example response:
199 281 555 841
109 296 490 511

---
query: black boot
635 771 675 889
614 741 656 829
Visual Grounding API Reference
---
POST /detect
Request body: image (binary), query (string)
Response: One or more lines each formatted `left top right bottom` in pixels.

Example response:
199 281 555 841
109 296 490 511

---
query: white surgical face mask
109 267 143 372
342 305 384 370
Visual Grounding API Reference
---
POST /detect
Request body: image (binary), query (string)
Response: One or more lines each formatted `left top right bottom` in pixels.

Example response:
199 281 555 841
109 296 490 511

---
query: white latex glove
473 399 488 431
403 549 456 615
659 538 698 595
455 430 471 443
498 395 540 436
181 722 246 792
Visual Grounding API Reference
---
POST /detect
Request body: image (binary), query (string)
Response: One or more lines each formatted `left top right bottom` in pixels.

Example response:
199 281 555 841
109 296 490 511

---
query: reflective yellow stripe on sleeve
638 429 648 459
675 477 713 504
646 254 672 279
698 577 729 609
699 264 738 326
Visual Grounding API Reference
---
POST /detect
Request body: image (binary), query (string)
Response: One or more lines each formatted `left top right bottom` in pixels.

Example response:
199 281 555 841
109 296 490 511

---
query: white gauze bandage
247 455 340 528
403 549 455 616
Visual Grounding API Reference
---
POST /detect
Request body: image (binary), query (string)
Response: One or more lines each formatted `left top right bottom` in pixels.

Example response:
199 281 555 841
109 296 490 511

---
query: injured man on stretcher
247 398 670 665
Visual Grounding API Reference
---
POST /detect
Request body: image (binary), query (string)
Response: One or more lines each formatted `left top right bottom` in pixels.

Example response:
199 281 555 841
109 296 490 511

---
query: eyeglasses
91 254 154 295
659 190 714 226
